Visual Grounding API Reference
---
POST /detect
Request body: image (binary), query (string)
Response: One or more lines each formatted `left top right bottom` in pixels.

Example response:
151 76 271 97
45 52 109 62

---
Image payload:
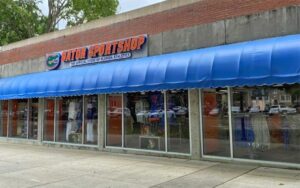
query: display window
0 101 8 137
124 92 165 151
84 95 98 145
10 99 28 138
202 89 230 157
232 85 300 163
56 96 83 143
28 99 38 139
43 98 55 141
43 96 99 145
166 90 190 153
106 95 122 147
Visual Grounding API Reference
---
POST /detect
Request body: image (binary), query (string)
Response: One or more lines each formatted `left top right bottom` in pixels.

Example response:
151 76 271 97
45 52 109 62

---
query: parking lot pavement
0 143 299 188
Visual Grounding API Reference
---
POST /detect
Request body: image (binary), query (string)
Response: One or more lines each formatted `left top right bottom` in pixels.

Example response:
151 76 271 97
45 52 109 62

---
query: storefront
0 33 299 167
0 0 299 168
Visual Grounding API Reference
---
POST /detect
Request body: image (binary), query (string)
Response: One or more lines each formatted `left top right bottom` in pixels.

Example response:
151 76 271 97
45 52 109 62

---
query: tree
0 0 46 45
0 0 119 45
46 0 119 32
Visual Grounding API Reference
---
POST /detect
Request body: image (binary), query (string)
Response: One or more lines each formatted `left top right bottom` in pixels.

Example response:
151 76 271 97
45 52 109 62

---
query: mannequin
86 100 96 142
66 99 78 141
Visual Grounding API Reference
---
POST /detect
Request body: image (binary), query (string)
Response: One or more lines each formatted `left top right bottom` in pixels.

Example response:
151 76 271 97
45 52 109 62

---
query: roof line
0 0 203 52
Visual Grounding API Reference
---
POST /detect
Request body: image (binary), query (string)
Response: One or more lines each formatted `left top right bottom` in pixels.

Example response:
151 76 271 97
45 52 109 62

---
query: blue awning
1 34 300 99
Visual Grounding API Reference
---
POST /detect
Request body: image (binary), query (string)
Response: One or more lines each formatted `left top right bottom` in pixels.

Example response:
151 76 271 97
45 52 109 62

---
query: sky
39 0 165 29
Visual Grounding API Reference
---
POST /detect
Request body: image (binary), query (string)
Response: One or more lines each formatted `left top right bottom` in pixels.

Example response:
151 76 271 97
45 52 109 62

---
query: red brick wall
0 0 299 65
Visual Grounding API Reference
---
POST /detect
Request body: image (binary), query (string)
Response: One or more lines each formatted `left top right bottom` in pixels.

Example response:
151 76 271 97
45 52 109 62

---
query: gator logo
46 53 61 70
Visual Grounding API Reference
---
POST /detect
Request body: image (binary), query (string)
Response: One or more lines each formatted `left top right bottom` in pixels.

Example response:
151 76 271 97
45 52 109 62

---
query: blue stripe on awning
1 34 300 99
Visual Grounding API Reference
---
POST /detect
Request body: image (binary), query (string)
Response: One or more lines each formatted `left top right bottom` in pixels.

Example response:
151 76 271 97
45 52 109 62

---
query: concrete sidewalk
0 143 299 188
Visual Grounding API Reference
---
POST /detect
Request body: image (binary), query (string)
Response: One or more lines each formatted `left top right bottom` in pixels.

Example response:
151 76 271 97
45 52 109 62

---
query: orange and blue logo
46 53 61 70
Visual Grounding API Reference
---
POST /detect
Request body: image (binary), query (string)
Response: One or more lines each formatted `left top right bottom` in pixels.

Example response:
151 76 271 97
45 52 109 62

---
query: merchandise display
85 96 98 144
124 92 165 151
232 86 300 163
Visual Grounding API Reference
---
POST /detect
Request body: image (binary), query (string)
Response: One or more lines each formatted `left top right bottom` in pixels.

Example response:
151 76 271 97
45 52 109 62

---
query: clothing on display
66 100 83 142
68 101 76 120
66 120 77 141
282 114 300 149
234 115 255 145
250 114 270 150
86 120 94 142
86 102 96 142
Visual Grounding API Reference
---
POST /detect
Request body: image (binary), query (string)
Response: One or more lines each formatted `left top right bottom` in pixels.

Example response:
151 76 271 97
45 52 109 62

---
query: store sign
46 34 147 70
46 53 61 70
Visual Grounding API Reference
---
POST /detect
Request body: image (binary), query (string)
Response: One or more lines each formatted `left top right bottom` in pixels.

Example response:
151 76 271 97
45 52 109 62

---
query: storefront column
189 89 201 160
37 98 44 143
98 94 106 149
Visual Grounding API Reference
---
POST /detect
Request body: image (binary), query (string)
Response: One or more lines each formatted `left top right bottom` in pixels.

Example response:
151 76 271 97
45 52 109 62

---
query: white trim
233 158 300 169
82 96 85 144
202 155 300 169
42 141 99 148
105 146 191 156
227 87 234 159
26 99 29 139
188 89 192 155
101 94 107 148
41 98 45 142
121 93 124 148
54 98 57 142
3 137 40 142
164 91 168 152
7 100 11 137
199 89 204 157
202 155 232 161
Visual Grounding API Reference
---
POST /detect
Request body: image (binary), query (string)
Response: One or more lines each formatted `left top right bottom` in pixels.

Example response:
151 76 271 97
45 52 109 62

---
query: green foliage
0 0 119 45
0 0 46 45
68 0 119 26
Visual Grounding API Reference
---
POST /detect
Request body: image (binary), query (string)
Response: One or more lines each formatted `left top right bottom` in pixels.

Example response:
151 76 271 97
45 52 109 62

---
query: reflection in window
124 92 165 151
0 101 8 137
106 95 122 147
28 99 38 139
232 85 300 163
57 97 83 143
202 89 230 157
167 90 190 153
84 95 98 145
10 99 28 138
43 99 55 141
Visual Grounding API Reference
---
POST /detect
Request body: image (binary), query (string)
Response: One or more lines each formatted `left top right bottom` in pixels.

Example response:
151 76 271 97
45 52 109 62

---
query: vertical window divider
82 96 85 145
7 100 11 137
0 101 1 136
121 93 124 148
104 95 107 147
188 89 192 155
54 98 57 142
27 99 30 139
199 89 204 157
164 91 168 152
227 87 234 159
41 99 45 142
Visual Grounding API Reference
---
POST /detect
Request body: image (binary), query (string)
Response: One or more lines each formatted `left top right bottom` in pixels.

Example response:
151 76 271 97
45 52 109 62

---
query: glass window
202 89 230 157
84 95 98 145
28 99 38 139
166 90 190 153
124 92 165 151
106 95 122 147
232 85 300 163
43 99 55 141
10 99 28 138
56 96 83 143
0 101 8 137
